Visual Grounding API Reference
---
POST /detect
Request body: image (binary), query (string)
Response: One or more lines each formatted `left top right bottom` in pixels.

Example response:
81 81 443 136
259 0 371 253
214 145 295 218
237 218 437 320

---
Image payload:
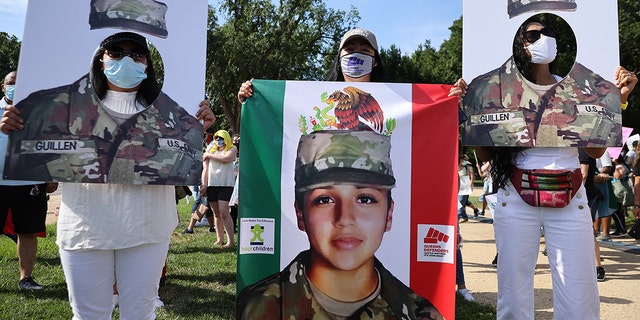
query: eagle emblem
298 86 395 135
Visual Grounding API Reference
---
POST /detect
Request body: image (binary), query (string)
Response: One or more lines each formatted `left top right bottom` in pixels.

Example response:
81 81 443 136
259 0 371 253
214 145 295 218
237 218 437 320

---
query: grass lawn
0 199 497 319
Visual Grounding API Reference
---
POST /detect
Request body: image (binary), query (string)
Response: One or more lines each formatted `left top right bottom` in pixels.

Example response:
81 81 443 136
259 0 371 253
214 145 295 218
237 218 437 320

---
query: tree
618 0 640 129
0 32 21 80
380 44 420 83
205 0 359 134
431 17 463 85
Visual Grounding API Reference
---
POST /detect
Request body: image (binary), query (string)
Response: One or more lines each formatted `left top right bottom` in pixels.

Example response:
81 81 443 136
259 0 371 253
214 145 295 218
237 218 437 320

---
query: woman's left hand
196 100 216 131
615 66 637 103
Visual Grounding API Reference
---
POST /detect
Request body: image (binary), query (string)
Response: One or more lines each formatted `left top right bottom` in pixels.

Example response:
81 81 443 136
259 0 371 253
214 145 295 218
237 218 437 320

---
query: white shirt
515 147 580 170
205 143 236 187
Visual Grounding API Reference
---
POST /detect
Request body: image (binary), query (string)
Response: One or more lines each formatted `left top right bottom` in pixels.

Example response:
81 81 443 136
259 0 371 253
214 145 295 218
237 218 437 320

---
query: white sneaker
154 296 165 309
458 288 476 302
113 294 119 309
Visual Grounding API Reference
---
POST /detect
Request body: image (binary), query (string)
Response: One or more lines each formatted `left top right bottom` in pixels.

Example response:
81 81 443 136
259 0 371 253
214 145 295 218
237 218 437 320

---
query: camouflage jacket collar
498 57 618 110
280 250 442 319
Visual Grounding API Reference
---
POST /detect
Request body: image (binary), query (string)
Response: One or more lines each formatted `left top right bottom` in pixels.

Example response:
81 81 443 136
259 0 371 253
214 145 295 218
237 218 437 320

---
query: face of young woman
101 41 148 92
296 184 393 272
340 38 377 83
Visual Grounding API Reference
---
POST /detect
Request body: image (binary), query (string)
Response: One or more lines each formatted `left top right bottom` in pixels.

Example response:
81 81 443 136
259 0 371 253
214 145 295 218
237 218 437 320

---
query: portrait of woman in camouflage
236 129 443 320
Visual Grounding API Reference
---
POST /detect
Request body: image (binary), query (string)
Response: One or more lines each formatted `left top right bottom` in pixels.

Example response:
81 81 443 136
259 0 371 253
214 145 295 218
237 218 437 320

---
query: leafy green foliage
0 32 21 80
204 0 359 134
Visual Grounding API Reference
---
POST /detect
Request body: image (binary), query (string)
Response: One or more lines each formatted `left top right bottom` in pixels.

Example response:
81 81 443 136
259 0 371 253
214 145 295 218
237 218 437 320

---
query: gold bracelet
621 101 629 111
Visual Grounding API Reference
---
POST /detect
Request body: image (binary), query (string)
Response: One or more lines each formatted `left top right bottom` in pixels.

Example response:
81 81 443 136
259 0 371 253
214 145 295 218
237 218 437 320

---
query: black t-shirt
578 148 598 201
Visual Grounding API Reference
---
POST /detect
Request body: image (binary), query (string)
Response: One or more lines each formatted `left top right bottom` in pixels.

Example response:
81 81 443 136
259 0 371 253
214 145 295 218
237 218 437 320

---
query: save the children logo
239 218 275 255
297 87 396 135
417 224 455 264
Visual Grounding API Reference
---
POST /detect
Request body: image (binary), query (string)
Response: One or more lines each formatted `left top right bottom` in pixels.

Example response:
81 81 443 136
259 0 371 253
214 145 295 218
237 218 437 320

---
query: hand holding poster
236 80 458 319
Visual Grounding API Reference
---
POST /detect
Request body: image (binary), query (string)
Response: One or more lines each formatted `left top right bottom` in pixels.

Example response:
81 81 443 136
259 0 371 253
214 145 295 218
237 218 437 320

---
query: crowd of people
1 10 639 320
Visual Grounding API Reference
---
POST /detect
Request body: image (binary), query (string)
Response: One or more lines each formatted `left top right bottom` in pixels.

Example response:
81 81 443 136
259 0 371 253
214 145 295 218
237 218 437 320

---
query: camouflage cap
294 130 395 192
508 0 577 18
89 0 168 38
340 28 379 51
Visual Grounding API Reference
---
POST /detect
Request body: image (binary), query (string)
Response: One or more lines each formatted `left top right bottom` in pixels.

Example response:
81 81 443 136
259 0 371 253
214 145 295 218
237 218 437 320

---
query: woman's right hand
238 80 253 103
0 104 23 134
448 78 467 102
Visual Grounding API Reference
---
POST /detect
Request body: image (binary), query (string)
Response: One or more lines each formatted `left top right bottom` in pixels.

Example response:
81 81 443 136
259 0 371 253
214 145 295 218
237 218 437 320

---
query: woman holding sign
1 32 215 319
464 16 637 320
236 27 460 319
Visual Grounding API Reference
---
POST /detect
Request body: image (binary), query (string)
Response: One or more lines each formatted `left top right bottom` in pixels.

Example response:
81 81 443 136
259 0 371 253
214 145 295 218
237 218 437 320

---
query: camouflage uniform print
507 0 577 18
294 130 396 192
5 74 203 185
236 250 444 320
89 0 168 38
462 57 621 147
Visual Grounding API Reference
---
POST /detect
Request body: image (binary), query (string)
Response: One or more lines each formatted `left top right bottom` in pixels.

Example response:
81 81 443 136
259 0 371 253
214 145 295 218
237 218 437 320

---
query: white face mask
525 36 557 64
340 52 374 78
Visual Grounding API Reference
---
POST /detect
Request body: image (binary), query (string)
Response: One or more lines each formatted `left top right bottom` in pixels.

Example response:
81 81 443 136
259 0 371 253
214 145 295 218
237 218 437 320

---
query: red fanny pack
509 168 582 208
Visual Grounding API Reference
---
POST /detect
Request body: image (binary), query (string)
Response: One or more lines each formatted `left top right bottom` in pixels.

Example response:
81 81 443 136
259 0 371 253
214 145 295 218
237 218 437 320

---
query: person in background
625 140 637 168
0 70 58 290
593 151 615 242
458 154 480 223
202 129 237 248
579 148 607 282
1 32 215 319
182 185 215 234
610 155 631 236
476 160 493 216
456 228 476 302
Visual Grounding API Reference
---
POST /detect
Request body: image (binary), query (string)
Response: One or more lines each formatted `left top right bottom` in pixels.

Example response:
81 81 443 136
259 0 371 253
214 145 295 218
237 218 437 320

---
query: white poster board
5 0 208 185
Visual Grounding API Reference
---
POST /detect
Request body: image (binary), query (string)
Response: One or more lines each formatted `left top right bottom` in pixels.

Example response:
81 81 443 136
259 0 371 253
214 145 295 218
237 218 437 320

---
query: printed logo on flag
417 224 455 264
239 218 275 255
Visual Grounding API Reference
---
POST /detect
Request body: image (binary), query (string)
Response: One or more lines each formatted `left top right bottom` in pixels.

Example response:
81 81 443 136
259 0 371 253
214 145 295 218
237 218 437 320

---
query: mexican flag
237 79 459 319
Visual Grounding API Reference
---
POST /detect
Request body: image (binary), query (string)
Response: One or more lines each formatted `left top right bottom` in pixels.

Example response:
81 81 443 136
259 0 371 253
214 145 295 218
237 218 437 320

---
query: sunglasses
105 49 146 63
524 27 556 43
214 137 224 141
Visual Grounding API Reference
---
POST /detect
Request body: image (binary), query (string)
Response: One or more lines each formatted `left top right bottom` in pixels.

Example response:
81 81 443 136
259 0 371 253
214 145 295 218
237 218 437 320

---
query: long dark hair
326 50 386 82
512 16 558 84
489 16 567 188
90 44 160 106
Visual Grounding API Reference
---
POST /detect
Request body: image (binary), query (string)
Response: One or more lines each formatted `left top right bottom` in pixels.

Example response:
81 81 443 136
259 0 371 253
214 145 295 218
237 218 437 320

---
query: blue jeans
455 247 465 285
458 195 470 219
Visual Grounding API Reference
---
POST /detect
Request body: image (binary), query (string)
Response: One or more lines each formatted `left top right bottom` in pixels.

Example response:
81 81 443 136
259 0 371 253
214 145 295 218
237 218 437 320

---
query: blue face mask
216 140 225 147
4 85 15 102
103 56 147 89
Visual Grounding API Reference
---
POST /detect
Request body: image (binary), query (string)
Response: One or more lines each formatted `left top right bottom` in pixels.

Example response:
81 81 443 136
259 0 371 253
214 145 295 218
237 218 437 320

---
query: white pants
59 240 170 320
494 183 599 320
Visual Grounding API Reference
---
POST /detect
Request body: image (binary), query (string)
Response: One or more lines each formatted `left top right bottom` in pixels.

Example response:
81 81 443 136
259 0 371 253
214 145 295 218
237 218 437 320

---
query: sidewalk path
460 189 640 319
